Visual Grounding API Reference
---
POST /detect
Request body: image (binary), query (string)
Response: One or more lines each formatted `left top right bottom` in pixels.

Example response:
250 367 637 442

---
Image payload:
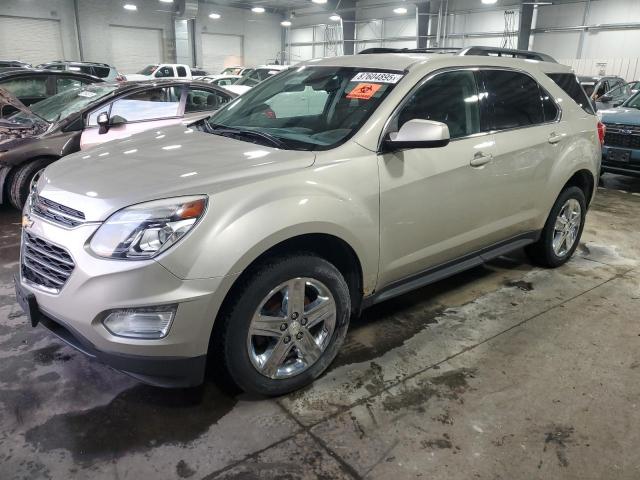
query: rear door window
176 66 188 78
185 87 231 112
110 86 181 122
478 69 545 131
547 73 594 114
93 66 112 78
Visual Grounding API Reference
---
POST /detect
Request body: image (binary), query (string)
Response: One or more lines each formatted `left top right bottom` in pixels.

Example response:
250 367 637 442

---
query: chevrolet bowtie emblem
21 215 34 229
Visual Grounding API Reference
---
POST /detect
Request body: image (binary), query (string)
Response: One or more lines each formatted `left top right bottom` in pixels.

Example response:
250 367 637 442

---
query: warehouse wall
195 6 282 68
1 0 80 61
0 0 282 72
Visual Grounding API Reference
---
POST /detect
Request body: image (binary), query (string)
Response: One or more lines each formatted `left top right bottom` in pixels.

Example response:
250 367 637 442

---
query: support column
517 3 534 50
339 0 356 55
416 1 430 49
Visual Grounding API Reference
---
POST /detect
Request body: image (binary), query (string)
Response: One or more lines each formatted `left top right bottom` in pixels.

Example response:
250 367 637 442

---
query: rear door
477 68 562 233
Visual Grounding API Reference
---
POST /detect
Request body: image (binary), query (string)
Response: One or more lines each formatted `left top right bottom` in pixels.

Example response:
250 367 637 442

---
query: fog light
103 305 177 339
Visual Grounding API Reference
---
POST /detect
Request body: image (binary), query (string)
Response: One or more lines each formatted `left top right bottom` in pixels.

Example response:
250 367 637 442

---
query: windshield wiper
207 123 288 149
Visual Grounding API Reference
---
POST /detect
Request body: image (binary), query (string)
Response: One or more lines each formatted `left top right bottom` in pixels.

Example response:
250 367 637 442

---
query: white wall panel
202 33 243 73
290 28 314 44
0 16 63 65
532 31 581 60
384 18 416 38
110 25 163 73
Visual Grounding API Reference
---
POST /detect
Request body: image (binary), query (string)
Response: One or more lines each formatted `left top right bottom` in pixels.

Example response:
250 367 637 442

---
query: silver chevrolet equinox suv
15 47 603 395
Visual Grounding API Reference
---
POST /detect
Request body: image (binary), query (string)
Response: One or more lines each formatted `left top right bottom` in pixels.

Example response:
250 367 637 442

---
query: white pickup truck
125 64 193 81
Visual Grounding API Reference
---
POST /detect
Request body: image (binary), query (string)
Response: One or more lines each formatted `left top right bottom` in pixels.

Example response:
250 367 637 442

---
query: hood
599 106 640 125
0 89 49 148
0 88 30 114
37 124 316 221
224 85 252 95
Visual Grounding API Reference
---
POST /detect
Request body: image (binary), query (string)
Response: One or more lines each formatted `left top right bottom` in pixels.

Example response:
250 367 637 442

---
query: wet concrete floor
0 173 639 479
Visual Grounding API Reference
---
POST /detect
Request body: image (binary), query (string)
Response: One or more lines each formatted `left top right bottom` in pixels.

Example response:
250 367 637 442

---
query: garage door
0 16 63 65
110 25 164 74
202 33 243 75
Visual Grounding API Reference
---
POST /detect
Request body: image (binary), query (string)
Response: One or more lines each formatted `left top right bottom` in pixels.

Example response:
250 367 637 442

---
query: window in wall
479 70 544 131
395 70 480 139
110 87 181 122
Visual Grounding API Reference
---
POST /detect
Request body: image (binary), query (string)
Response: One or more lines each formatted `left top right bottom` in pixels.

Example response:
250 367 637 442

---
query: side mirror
382 119 450 152
599 94 612 103
97 112 110 134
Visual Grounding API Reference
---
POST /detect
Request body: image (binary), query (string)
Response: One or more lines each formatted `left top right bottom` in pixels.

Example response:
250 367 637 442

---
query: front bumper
15 214 232 387
601 146 640 177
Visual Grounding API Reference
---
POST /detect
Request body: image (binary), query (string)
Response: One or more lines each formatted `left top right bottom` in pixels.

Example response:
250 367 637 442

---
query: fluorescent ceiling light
393 7 408 14
159 0 173 3
123 3 137 10
251 6 265 12
312 0 328 4
329 14 341 21
481 0 498 4
209 12 221 19
281 20 292 26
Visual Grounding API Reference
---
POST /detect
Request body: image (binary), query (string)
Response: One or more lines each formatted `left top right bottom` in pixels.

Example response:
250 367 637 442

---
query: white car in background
198 74 242 88
220 66 251 76
223 65 288 95
125 64 193 81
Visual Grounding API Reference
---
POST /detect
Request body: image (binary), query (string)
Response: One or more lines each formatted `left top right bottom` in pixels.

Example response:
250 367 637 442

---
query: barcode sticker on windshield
78 91 97 98
351 72 403 84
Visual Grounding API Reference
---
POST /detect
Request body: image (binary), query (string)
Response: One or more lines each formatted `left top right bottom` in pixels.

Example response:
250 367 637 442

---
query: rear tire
526 186 586 268
214 253 351 396
8 159 50 210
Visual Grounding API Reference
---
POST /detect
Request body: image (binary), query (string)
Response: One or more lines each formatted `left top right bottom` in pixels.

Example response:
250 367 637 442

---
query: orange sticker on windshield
346 83 382 100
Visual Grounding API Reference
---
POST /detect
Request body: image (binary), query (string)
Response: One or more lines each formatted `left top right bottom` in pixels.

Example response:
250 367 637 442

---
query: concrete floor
1 174 639 480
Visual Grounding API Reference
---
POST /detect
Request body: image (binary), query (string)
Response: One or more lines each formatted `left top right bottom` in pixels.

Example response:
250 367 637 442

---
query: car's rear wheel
526 186 586 268
8 159 50 210
216 254 351 396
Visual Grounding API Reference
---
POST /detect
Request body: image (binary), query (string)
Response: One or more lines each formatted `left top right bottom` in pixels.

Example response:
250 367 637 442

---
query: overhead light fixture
209 12 221 19
312 0 328 4
281 20 292 26
329 14 341 21
123 3 137 10
393 7 408 14
159 0 173 3
522 1 553 4
481 0 498 4
252 6 265 12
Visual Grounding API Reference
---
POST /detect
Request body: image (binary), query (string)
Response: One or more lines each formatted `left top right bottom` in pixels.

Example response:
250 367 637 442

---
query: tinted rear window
548 73 595 114
93 66 111 78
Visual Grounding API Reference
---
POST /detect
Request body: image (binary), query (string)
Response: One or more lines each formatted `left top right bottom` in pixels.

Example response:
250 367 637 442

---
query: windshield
137 65 158 75
623 91 640 109
206 66 402 151
25 84 117 122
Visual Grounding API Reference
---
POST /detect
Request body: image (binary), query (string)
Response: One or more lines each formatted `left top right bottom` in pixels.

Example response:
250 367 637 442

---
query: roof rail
458 46 557 63
357 45 557 63
358 47 460 55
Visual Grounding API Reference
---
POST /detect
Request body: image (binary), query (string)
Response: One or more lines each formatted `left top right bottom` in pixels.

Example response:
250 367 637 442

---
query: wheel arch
563 169 595 206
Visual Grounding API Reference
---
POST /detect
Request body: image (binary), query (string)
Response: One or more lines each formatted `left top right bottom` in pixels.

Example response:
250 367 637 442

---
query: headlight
89 196 207 259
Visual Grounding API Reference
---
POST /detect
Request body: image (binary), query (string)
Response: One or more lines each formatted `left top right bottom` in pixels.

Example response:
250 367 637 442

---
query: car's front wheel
216 254 351 396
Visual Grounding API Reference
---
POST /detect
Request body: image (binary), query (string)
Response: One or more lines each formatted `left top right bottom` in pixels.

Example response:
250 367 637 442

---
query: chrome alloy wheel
247 277 337 379
552 198 582 257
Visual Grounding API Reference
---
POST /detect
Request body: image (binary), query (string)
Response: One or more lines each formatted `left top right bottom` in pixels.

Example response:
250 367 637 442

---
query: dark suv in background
37 61 120 82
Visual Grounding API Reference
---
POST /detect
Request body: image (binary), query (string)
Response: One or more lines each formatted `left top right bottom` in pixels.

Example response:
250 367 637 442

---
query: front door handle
548 132 563 144
470 152 493 167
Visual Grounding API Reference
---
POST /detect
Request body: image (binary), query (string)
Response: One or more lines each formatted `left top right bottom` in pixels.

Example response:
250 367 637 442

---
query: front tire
8 159 50 209
526 186 586 268
215 254 351 396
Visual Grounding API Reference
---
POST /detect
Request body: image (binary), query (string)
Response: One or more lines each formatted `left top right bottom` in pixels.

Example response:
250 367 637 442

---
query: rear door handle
470 152 493 167
548 132 563 144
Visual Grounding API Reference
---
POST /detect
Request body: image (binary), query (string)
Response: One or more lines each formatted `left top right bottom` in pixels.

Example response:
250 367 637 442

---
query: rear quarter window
547 73 595 115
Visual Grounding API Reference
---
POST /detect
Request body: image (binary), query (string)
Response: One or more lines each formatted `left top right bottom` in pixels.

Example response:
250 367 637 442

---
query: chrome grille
604 123 640 149
31 195 85 228
21 232 75 292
